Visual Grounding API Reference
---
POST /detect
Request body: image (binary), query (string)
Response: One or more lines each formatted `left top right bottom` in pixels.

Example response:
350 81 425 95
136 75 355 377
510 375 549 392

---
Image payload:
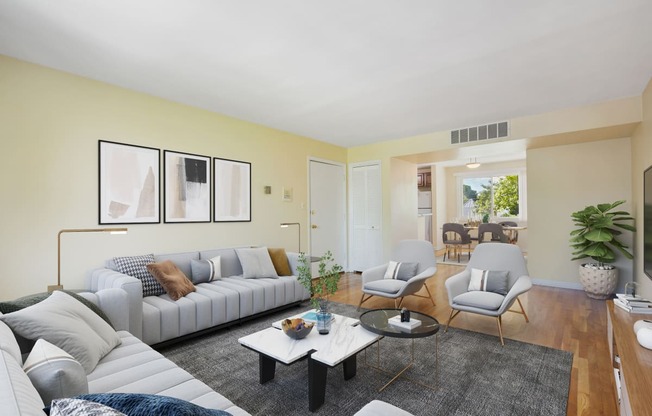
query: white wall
527 137 633 290
390 158 418 250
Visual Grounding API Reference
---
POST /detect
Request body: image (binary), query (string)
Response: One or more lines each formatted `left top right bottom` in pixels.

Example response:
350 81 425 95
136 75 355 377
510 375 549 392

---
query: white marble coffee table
238 312 381 411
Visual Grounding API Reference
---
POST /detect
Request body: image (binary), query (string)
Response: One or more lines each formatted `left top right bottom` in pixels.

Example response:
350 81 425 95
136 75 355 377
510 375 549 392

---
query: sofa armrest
286 252 300 276
85 268 143 340
77 288 129 331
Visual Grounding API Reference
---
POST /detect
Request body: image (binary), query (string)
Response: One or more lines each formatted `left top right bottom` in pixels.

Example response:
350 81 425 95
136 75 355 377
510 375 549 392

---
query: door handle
312 224 318 229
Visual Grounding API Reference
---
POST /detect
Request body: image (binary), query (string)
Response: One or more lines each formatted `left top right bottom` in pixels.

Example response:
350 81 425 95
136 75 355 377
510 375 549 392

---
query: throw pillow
468 268 509 295
64 393 232 416
383 261 419 281
235 247 279 279
49 398 126 416
190 256 222 284
0 291 114 329
113 254 165 297
146 261 196 301
0 291 121 374
268 248 292 276
23 339 88 405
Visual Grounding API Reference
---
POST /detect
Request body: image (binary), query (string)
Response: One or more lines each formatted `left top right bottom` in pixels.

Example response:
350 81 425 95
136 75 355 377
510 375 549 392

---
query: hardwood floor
329 264 617 416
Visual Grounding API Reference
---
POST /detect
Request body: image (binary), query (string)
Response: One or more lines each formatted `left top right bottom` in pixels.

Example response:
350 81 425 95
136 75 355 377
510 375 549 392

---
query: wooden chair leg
357 293 372 311
395 297 405 309
517 298 529 323
496 316 505 346
445 309 460 332
424 284 436 306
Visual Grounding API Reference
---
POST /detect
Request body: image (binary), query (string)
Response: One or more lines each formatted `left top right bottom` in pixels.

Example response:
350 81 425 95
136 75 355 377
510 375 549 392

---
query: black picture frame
98 140 160 224
213 157 251 222
164 150 211 223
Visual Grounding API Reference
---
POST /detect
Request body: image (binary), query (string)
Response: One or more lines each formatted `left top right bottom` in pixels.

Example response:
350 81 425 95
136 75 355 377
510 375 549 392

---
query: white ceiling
1 0 652 148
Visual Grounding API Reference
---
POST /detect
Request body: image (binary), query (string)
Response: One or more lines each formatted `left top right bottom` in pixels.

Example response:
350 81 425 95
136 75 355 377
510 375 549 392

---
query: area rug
159 303 572 416
436 255 471 266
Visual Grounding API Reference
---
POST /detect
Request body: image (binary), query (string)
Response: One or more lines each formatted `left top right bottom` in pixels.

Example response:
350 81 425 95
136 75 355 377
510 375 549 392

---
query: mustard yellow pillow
268 248 292 276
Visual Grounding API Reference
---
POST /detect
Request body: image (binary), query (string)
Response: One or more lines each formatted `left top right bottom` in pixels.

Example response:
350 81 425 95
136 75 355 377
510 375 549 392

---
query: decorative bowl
281 318 314 339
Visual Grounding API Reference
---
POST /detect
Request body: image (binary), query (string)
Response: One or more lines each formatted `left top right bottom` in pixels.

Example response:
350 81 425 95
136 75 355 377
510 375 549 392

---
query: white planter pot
578 264 618 299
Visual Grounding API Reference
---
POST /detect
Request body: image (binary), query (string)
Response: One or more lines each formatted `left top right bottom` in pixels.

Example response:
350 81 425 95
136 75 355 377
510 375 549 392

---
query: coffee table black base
258 352 358 412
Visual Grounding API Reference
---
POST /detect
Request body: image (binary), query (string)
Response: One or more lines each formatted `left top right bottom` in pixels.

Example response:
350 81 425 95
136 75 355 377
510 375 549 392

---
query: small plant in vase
297 251 343 334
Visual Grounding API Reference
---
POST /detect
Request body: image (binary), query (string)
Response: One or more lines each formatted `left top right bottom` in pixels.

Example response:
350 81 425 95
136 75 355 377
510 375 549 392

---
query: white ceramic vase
578 264 618 299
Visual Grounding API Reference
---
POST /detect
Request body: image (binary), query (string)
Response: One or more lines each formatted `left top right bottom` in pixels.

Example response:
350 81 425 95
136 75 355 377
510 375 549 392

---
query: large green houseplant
297 251 343 334
569 200 635 299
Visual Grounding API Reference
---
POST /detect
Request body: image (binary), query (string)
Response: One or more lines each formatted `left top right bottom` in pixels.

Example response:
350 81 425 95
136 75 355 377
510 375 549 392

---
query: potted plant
297 250 343 334
569 200 635 299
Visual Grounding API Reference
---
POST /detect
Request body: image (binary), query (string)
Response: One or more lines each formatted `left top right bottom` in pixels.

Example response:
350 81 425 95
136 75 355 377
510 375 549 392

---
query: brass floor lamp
49 227 128 292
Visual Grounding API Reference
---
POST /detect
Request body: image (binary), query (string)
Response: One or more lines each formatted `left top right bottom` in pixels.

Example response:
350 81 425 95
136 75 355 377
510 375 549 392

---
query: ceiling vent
450 121 509 145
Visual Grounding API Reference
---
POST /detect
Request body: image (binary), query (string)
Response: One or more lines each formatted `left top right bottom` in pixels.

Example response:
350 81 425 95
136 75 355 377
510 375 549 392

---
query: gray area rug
159 302 572 416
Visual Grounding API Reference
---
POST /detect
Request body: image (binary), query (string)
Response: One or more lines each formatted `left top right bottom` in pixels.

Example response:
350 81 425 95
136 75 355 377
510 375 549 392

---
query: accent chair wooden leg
516 298 529 323
496 316 505 346
395 297 404 309
424 284 436 306
357 293 372 311
445 309 460 332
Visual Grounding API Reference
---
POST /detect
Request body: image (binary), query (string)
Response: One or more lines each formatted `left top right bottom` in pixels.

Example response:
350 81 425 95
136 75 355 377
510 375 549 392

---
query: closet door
350 162 382 272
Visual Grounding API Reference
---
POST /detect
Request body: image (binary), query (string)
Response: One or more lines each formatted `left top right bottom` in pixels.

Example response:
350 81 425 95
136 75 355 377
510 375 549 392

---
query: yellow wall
0 55 345 300
631 78 652 299
527 138 632 289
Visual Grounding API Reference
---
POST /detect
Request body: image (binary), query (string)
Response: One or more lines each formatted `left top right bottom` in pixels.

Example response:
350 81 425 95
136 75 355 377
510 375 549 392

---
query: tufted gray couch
85 247 310 346
0 288 249 415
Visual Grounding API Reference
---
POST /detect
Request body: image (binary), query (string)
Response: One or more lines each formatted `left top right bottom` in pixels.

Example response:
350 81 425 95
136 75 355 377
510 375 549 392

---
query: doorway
309 158 347 269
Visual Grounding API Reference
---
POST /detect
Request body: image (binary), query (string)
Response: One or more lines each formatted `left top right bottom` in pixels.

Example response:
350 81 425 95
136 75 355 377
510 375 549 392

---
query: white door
309 159 347 269
350 162 383 272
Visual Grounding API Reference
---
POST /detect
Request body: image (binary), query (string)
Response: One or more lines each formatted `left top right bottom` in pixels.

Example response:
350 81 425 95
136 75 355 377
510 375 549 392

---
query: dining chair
442 223 472 262
499 221 519 243
477 223 509 243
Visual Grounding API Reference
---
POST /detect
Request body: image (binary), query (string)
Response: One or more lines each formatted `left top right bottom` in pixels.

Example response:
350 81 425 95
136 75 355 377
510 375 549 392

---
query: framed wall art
213 157 251 222
164 150 211 223
99 140 160 224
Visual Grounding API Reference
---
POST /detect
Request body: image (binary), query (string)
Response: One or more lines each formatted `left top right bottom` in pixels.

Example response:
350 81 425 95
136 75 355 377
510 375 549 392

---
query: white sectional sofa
0 288 249 415
86 247 310 345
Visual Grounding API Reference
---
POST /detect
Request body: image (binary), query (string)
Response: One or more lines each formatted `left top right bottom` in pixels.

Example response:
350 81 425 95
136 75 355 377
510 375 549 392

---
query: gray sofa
86 247 310 345
0 288 249 415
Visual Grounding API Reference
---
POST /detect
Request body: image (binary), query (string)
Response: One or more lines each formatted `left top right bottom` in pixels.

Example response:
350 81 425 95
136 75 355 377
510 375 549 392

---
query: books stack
614 294 652 314
388 315 421 330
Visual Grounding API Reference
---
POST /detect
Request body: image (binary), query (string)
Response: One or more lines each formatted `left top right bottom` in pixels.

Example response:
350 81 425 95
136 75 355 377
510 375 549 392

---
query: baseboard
532 278 583 291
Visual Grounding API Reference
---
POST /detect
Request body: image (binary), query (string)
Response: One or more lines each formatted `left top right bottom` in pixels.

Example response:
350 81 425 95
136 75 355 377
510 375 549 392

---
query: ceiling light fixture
466 158 481 169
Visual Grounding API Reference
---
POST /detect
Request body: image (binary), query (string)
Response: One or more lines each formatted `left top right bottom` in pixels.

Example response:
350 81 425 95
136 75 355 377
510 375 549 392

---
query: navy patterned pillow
113 254 165 297
46 393 232 416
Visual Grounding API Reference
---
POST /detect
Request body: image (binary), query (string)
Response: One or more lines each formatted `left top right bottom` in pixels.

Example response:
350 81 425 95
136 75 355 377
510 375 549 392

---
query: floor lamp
49 227 128 292
280 222 301 253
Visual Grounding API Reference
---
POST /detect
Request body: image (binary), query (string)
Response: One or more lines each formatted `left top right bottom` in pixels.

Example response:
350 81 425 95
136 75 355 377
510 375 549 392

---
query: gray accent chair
444 243 531 346
357 240 436 310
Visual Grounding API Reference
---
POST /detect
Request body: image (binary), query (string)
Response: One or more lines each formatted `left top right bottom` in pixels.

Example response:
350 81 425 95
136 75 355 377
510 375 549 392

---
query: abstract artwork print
214 157 251 222
164 150 211 223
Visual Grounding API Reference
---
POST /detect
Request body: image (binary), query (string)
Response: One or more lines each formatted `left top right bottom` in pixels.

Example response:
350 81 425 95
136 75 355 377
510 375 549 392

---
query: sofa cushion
64 393 232 416
0 319 22 365
50 398 126 415
268 248 292 276
235 247 278 279
0 291 121 374
190 256 222 284
113 254 165 297
147 261 196 301
24 338 88 405
0 349 45 415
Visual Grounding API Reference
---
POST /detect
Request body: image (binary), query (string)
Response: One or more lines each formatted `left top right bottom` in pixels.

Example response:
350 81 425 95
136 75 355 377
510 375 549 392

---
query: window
461 173 522 220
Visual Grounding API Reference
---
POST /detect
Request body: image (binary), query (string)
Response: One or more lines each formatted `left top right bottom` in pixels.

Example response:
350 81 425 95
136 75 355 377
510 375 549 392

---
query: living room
1 2 652 415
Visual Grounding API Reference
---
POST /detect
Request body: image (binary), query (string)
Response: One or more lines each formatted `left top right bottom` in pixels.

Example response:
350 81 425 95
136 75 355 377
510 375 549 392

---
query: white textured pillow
235 247 279 279
0 291 121 374
24 339 88 404
50 398 126 416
